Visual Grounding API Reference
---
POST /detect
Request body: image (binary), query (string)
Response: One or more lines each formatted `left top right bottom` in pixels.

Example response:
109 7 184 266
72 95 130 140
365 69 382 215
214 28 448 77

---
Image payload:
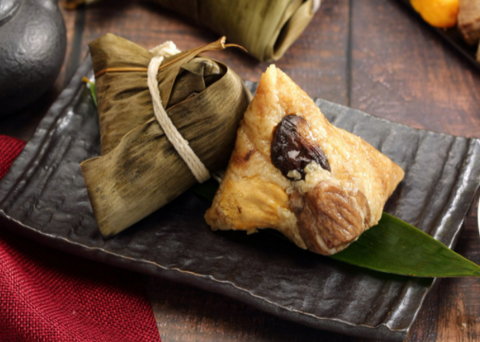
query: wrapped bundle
66 0 321 62
81 34 252 237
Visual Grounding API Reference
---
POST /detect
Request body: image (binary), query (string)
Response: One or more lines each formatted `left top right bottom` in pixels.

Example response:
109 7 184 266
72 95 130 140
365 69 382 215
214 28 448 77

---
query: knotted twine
147 41 210 183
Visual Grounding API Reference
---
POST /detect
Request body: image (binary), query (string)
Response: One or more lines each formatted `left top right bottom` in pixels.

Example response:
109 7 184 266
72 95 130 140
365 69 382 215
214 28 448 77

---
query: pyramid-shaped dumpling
205 65 404 255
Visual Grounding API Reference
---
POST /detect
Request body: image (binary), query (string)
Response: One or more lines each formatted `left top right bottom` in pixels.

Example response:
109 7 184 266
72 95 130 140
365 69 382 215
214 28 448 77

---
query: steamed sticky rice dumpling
81 34 252 237
205 65 404 256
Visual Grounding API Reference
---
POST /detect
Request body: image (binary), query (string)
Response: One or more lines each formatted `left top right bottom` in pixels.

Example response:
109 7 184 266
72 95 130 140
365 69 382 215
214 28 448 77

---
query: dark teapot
0 0 66 117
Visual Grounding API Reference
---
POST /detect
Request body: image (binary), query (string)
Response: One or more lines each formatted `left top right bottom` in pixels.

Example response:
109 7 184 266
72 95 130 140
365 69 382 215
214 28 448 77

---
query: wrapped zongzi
66 0 321 62
81 34 252 237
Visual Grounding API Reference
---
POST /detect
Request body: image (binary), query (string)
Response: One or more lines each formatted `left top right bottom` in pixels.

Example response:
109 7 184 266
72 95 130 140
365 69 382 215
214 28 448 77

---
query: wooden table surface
2 0 480 341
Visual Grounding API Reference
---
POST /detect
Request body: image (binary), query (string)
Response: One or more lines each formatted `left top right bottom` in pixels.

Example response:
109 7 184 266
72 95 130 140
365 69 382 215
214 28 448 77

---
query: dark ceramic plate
1 57 480 341
398 0 480 71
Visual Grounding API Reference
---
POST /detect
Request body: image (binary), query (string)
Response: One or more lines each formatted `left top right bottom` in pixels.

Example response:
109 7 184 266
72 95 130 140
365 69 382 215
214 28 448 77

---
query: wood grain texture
146 277 357 342
1 0 480 341
350 0 480 138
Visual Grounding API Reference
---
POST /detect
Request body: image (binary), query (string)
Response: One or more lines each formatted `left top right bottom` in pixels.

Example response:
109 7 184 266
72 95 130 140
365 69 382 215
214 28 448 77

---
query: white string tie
312 0 321 13
147 42 211 183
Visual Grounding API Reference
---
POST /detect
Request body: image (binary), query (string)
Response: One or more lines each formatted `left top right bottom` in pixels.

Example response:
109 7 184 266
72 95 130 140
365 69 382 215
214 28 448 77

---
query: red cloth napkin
0 135 161 342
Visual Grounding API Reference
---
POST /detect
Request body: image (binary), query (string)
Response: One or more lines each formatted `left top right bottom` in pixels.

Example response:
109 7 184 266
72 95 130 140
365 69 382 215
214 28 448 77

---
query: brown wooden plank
147 278 356 342
350 0 480 138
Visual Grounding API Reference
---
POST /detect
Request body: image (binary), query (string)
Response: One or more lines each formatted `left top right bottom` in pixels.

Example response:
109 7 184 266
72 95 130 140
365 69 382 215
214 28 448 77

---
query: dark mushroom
271 114 330 180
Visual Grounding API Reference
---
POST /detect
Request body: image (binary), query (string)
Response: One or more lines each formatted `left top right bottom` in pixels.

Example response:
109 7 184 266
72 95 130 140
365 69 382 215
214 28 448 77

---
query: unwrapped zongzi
81 34 252 237
205 65 405 256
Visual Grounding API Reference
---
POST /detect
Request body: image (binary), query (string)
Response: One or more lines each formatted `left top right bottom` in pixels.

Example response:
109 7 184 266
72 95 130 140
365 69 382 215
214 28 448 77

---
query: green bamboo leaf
192 182 480 278
332 212 480 277
82 76 98 107
90 82 98 107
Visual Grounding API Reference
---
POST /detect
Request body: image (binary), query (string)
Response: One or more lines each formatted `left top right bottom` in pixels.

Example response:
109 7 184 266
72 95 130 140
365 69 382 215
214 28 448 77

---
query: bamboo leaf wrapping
81 34 252 237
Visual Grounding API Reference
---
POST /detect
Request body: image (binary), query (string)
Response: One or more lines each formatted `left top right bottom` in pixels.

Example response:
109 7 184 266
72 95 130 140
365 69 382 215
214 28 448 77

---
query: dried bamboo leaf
81 34 252 237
